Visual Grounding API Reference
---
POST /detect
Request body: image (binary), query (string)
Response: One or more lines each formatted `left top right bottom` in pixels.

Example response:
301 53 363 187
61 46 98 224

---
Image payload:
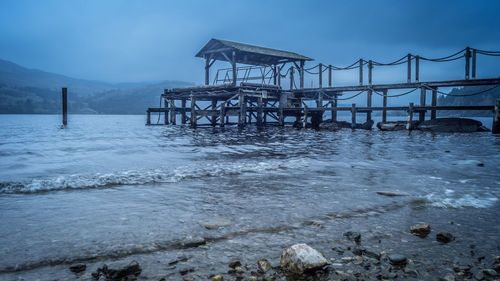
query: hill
438 84 500 116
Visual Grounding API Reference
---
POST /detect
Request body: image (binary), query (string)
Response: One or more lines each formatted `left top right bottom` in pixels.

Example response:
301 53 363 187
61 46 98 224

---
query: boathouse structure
147 39 500 133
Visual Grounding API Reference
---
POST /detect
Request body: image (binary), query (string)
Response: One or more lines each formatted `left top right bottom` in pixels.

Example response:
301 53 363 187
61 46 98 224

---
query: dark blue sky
1 0 499 86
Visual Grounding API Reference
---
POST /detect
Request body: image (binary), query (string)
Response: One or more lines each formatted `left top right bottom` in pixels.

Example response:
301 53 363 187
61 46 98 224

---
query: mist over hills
0 59 193 114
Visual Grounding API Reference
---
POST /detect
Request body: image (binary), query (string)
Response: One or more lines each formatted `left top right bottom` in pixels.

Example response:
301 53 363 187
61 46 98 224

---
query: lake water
0 114 499 280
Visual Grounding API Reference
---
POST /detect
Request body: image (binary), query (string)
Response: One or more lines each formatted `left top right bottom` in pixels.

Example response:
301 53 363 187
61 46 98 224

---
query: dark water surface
0 115 499 280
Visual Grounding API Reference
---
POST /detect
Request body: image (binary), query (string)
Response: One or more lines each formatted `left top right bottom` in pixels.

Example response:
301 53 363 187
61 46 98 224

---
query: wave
423 192 498 208
0 158 308 194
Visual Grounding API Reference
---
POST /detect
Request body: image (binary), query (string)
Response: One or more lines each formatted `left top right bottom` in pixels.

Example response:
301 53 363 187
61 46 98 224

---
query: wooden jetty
147 39 500 133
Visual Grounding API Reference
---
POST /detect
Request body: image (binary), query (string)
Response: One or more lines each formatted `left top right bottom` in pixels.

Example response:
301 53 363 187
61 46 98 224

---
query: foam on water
424 192 498 208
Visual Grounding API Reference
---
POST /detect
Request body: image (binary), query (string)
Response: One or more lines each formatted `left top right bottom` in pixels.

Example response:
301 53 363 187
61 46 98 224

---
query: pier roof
195 38 313 66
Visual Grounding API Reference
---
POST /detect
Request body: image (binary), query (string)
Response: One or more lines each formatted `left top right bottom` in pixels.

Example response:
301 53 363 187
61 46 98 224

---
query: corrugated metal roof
195 38 313 65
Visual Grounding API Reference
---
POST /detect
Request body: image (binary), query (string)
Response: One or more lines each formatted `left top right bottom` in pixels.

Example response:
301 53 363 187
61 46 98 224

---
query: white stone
280 243 330 274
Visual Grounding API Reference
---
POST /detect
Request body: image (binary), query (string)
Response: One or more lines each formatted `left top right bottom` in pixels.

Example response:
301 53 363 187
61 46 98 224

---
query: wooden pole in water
492 100 500 134
290 66 294 90
164 97 169 125
431 87 437 120
170 99 176 125
368 60 373 85
382 89 388 123
190 96 196 128
299 60 304 89
146 109 151 125
211 99 217 127
472 49 477 79
465 47 471 80
318 63 323 88
351 103 357 128
419 87 426 122
232 51 237 86
415 55 420 82
331 93 338 121
238 91 245 128
407 102 414 130
257 96 263 127
303 103 308 128
359 59 363 85
205 57 210 85
407 54 411 83
220 102 225 128
328 65 332 87
279 93 285 126
62 87 67 126
367 89 372 122
277 66 281 87
181 99 187 124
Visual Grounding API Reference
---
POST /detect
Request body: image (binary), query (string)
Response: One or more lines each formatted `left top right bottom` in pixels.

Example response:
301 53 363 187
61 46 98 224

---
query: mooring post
328 65 332 87
419 87 426 122
415 55 420 82
351 103 357 128
368 60 373 85
190 96 196 128
257 96 263 127
332 93 338 121
164 98 169 125
407 54 411 83
181 98 187 124
472 49 477 79
431 87 437 120
277 66 281 87
238 92 245 128
367 89 372 122
299 60 304 89
62 87 67 126
493 100 500 134
211 99 217 127
220 102 225 128
273 65 277 85
146 109 151 125
318 63 323 88
382 89 388 123
290 66 294 90
316 92 323 108
465 47 471 80
232 51 237 86
303 103 308 128
279 93 285 126
407 102 414 130
170 99 176 125
205 57 210 85
359 59 363 85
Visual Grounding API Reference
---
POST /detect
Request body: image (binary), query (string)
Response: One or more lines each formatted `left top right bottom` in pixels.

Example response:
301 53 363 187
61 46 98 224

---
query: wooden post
351 103 357 128
368 60 373 85
290 66 294 90
232 51 237 86
359 59 363 85
303 103 308 128
279 93 286 126
415 55 420 82
493 99 500 134
238 92 245 128
62 87 67 126
465 47 471 80
170 99 176 125
328 65 332 87
472 49 477 79
211 99 217 127
299 60 304 89
382 89 388 123
367 89 372 122
317 92 323 108
181 99 187 124
407 54 411 83
164 98 169 125
331 93 338 121
205 57 210 85
419 87 426 122
273 65 277 85
407 102 414 130
146 109 151 125
257 96 263 127
431 87 437 120
220 102 225 128
318 63 323 88
190 96 196 128
277 66 281 87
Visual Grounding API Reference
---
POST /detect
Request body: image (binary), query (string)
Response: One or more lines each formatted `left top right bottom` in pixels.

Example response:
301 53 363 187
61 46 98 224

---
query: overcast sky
1 0 499 88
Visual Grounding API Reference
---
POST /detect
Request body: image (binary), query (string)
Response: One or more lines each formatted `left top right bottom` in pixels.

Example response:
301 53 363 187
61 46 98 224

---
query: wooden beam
359 59 363 85
415 55 420 82
257 96 263 127
328 65 332 87
211 99 217 126
220 102 225 127
465 47 471 80
300 60 304 89
190 96 196 128
368 60 373 85
232 51 237 86
331 93 338 121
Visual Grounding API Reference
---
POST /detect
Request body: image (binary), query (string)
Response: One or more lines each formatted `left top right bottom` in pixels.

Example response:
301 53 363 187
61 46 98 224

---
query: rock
455 160 484 166
364 250 381 260
341 257 355 263
483 268 497 276
436 232 454 243
179 267 194 275
417 118 486 132
91 261 142 281
248 276 257 281
229 261 241 269
257 258 271 273
211 275 223 281
280 243 331 274
354 119 374 130
376 191 411 197
387 254 407 266
440 273 455 281
180 236 206 248
410 224 431 237
319 121 340 131
203 218 232 230
352 247 366 256
343 231 361 243
377 121 419 131
69 263 86 273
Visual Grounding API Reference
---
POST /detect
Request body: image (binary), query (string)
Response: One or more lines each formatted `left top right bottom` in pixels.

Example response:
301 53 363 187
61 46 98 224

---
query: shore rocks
455 159 484 166
418 118 487 132
210 274 223 281
280 243 330 274
92 261 141 281
410 224 431 237
257 258 271 273
388 254 407 266
203 218 232 230
343 231 361 244
436 232 455 243
319 121 340 131
180 236 206 248
376 191 410 197
69 263 86 273
377 121 419 131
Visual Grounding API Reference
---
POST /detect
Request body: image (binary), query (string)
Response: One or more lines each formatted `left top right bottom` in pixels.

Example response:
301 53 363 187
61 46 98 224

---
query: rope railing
422 83 500 97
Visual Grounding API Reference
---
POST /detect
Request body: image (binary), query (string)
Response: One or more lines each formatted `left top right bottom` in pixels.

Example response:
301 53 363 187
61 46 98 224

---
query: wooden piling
190 96 196 128
367 89 372 122
62 87 67 126
328 65 332 87
465 47 471 80
290 66 294 90
238 92 245 128
300 60 305 89
181 99 187 124
359 59 363 85
419 87 426 122
493 99 500 134
351 103 357 128
146 109 151 125
318 63 323 88
368 60 373 85
407 54 412 83
277 66 281 87
279 93 285 126
257 96 263 127
205 57 210 85
211 99 217 127
332 94 338 121
415 55 420 82
170 99 176 125
407 102 414 130
164 98 169 125
431 87 437 120
220 103 225 127
382 89 388 123
472 49 477 79
232 51 237 86
303 103 308 128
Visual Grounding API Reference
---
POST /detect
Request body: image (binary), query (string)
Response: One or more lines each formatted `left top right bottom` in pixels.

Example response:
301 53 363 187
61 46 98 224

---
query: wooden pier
147 39 500 133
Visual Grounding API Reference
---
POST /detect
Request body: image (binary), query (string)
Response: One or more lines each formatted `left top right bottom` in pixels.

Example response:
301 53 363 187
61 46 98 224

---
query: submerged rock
410 224 431 237
319 121 340 131
203 218 232 230
343 231 362 243
257 258 272 273
92 261 142 281
280 243 330 274
417 118 487 132
388 254 407 265
436 232 455 243
455 160 484 166
376 191 410 197
377 121 419 131
69 263 86 273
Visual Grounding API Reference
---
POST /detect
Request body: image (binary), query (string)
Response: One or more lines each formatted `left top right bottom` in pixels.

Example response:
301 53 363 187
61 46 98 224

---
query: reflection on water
0 114 499 279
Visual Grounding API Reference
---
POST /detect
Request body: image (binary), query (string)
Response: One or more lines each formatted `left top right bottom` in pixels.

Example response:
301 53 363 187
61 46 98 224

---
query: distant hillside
0 59 193 114
438 84 500 116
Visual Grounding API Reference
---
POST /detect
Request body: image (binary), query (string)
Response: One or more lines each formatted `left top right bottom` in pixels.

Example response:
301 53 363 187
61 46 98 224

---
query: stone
410 224 431 237
91 261 142 281
211 275 223 281
439 273 455 281
455 160 484 166
364 250 381 260
417 118 486 132
180 236 206 248
69 263 86 273
377 121 419 131
343 231 361 243
352 247 366 256
179 267 194 275
436 232 454 243
387 254 407 265
376 191 410 197
280 243 331 274
257 258 271 273
229 261 241 269
483 268 497 276
248 276 257 281
203 218 232 230
319 121 340 131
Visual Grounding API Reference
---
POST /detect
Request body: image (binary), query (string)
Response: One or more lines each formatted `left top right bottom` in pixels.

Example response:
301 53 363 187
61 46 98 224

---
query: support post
170 99 176 125
367 89 372 122
273 65 277 85
290 66 294 90
257 96 263 127
299 60 304 89
318 63 323 88
190 96 196 128
331 93 338 121
279 93 286 126
419 87 426 122
62 87 67 126
493 100 500 134
407 54 411 83
431 87 437 120
465 47 471 80
351 103 357 128
232 51 237 86
238 91 245 128
181 99 187 124
472 49 476 79
382 89 388 123
211 99 217 127
146 109 151 125
205 57 210 85
407 102 414 130
328 65 332 87
368 60 373 85
220 103 225 128
415 55 420 82
277 66 281 87
303 104 308 128
164 98 169 125
359 59 363 85
317 92 323 108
